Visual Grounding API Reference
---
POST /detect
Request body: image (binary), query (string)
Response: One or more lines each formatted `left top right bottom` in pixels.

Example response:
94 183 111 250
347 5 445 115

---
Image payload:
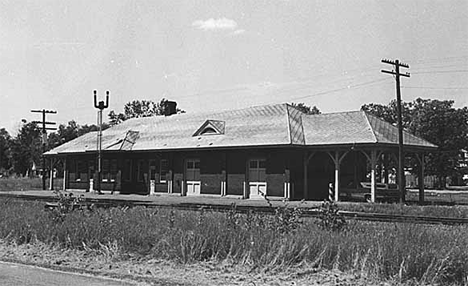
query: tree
361 100 413 127
0 128 11 174
48 120 108 149
108 99 185 125
9 122 42 176
290 102 321 115
361 98 468 186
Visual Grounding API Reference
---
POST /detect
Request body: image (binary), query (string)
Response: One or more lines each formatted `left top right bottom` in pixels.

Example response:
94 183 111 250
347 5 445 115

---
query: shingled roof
45 103 437 155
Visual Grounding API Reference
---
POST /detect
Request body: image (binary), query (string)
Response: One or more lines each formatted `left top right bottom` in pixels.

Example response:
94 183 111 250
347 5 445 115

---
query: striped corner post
328 183 334 201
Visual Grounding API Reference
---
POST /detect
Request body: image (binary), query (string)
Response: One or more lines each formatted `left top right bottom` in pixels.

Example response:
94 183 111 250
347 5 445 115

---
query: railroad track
3 192 468 226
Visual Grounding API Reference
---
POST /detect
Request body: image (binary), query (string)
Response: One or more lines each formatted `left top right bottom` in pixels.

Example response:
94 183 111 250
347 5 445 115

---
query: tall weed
0 197 467 284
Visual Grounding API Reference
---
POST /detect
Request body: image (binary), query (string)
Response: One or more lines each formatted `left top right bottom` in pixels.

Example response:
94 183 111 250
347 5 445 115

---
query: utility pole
381 59 410 203
31 109 57 190
94 90 109 194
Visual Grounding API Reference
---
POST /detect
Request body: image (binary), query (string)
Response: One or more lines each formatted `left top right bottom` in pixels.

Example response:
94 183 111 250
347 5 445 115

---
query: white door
187 181 201 196
249 182 267 199
248 159 267 199
186 159 201 196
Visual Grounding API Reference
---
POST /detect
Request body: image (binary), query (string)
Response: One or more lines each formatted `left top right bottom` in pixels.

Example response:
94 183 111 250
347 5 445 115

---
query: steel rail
2 192 468 225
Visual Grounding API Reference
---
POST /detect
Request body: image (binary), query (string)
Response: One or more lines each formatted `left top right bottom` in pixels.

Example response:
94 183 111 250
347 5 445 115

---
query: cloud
192 17 238 31
232 29 245 35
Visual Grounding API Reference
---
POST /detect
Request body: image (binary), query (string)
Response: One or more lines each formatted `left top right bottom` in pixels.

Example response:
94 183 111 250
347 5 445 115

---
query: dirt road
0 261 137 286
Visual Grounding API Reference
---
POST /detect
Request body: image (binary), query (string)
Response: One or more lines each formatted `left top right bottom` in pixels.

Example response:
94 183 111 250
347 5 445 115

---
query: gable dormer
193 120 226 136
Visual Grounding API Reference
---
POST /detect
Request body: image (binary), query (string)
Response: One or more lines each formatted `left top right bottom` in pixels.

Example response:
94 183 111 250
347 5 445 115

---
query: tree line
0 99 180 176
0 98 466 187
362 98 468 186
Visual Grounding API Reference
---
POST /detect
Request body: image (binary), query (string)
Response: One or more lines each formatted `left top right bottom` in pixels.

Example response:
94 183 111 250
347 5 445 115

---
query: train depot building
45 103 436 202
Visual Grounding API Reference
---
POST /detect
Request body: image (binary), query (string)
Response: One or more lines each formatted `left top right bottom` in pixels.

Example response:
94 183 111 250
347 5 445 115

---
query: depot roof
45 103 437 155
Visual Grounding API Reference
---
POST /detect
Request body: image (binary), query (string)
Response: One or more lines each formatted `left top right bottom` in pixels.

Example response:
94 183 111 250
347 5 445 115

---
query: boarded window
249 159 266 182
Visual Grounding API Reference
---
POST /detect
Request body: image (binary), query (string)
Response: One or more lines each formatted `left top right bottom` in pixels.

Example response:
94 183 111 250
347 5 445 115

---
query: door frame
185 158 201 196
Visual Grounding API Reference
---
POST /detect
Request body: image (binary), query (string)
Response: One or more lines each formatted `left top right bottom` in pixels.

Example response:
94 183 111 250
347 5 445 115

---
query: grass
338 202 468 218
0 197 467 285
0 177 63 192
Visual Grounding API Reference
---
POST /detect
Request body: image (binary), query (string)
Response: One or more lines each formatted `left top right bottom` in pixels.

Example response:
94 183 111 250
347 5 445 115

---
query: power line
288 77 391 101
411 62 468 70
412 69 468 74
411 55 468 65
402 86 468 90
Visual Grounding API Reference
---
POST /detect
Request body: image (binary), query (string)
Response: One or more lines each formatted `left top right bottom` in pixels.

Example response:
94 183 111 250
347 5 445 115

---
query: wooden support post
370 150 377 203
62 158 67 191
168 170 173 194
360 150 381 203
334 152 340 201
383 153 389 184
284 169 291 200
416 153 425 204
326 151 349 202
49 158 55 190
221 170 227 196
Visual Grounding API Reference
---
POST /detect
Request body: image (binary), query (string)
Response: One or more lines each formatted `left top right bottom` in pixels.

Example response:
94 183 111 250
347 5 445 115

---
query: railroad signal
94 90 110 194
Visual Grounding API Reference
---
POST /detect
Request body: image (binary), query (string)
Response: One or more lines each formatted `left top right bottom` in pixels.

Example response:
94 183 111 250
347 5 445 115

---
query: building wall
226 150 247 196
64 148 293 198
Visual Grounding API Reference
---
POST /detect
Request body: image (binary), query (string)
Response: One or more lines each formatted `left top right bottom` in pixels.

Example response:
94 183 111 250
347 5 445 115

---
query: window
200 127 217 135
88 160 95 180
137 159 147 182
76 160 88 182
110 159 117 182
149 160 157 180
160 159 168 183
249 159 266 182
186 159 200 181
123 159 132 181
102 159 110 182
193 120 225 136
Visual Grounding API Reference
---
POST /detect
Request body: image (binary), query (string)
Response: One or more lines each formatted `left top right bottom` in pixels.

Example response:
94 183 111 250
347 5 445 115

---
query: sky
0 0 467 134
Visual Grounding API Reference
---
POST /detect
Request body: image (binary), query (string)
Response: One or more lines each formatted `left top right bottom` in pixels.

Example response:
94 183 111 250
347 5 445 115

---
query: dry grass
0 197 467 285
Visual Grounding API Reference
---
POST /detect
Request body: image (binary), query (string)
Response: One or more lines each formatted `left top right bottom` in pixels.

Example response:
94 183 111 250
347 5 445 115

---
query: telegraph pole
381 59 410 203
31 109 57 190
94 90 109 194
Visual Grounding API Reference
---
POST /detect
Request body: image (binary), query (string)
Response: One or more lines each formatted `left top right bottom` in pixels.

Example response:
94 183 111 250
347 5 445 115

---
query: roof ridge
361 111 379 143
285 105 292 144
364 111 438 148
285 104 305 145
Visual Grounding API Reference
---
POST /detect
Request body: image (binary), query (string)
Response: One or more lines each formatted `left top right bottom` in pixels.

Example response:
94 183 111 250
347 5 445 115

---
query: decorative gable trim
193 120 226 136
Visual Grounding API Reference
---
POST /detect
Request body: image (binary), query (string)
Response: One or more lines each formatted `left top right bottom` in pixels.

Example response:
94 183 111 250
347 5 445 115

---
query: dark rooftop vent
164 101 177 116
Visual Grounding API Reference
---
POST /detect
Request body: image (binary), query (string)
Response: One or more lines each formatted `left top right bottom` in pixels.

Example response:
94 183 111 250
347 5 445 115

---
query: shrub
317 200 346 231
